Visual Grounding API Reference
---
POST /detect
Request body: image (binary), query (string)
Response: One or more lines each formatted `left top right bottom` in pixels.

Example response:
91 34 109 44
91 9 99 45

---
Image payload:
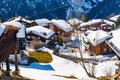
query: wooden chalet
78 19 116 32
48 19 72 42
26 26 55 43
0 25 19 75
85 30 113 55
9 16 37 27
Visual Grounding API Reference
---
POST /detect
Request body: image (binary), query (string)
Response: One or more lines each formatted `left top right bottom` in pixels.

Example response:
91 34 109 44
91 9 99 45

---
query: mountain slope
0 0 119 20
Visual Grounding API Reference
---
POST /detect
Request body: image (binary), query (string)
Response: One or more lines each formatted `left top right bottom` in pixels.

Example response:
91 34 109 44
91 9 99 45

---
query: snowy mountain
0 0 120 20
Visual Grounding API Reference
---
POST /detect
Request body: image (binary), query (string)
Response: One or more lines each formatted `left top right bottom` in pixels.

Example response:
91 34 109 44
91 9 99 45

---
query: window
43 32 47 36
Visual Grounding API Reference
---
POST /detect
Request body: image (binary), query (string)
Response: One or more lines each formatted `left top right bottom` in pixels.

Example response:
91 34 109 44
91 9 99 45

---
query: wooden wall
89 42 114 55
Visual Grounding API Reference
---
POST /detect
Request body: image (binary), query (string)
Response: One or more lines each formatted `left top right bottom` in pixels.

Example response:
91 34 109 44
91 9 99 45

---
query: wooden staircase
105 40 120 58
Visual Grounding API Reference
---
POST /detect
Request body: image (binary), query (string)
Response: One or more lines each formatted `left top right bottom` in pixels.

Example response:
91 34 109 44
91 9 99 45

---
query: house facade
89 42 113 55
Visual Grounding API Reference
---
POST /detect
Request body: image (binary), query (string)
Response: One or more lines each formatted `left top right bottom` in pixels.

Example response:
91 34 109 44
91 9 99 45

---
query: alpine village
0 13 120 80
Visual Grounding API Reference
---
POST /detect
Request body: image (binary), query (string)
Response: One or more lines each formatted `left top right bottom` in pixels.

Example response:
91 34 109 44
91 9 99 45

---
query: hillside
0 0 120 20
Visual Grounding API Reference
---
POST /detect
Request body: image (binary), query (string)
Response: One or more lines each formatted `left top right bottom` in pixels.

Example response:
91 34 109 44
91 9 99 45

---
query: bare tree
72 30 96 77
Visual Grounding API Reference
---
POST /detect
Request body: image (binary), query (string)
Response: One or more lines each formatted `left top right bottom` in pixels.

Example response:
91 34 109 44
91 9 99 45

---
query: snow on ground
3 47 118 80
95 61 117 77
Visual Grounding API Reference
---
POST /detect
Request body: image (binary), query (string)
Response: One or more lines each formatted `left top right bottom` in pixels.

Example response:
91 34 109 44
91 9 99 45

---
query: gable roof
34 18 49 26
79 19 116 28
50 19 72 32
26 26 55 39
79 19 102 28
1 21 26 38
11 16 34 24
87 30 112 46
109 14 120 22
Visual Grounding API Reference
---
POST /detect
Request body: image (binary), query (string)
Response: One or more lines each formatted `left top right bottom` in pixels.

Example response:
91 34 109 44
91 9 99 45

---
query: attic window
43 32 47 36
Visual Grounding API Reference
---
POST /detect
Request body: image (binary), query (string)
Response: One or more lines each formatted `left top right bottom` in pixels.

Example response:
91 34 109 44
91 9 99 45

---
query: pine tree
111 24 114 30
81 13 88 22
116 16 120 27
26 16 32 20
0 17 4 23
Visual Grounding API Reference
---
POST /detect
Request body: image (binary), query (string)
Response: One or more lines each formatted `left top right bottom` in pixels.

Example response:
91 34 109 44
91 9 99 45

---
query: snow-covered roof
80 19 103 27
109 28 120 50
87 30 112 46
110 14 120 22
34 18 49 26
26 26 55 39
50 19 72 32
12 16 34 23
103 19 116 27
68 18 83 25
1 21 26 38
79 19 116 28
